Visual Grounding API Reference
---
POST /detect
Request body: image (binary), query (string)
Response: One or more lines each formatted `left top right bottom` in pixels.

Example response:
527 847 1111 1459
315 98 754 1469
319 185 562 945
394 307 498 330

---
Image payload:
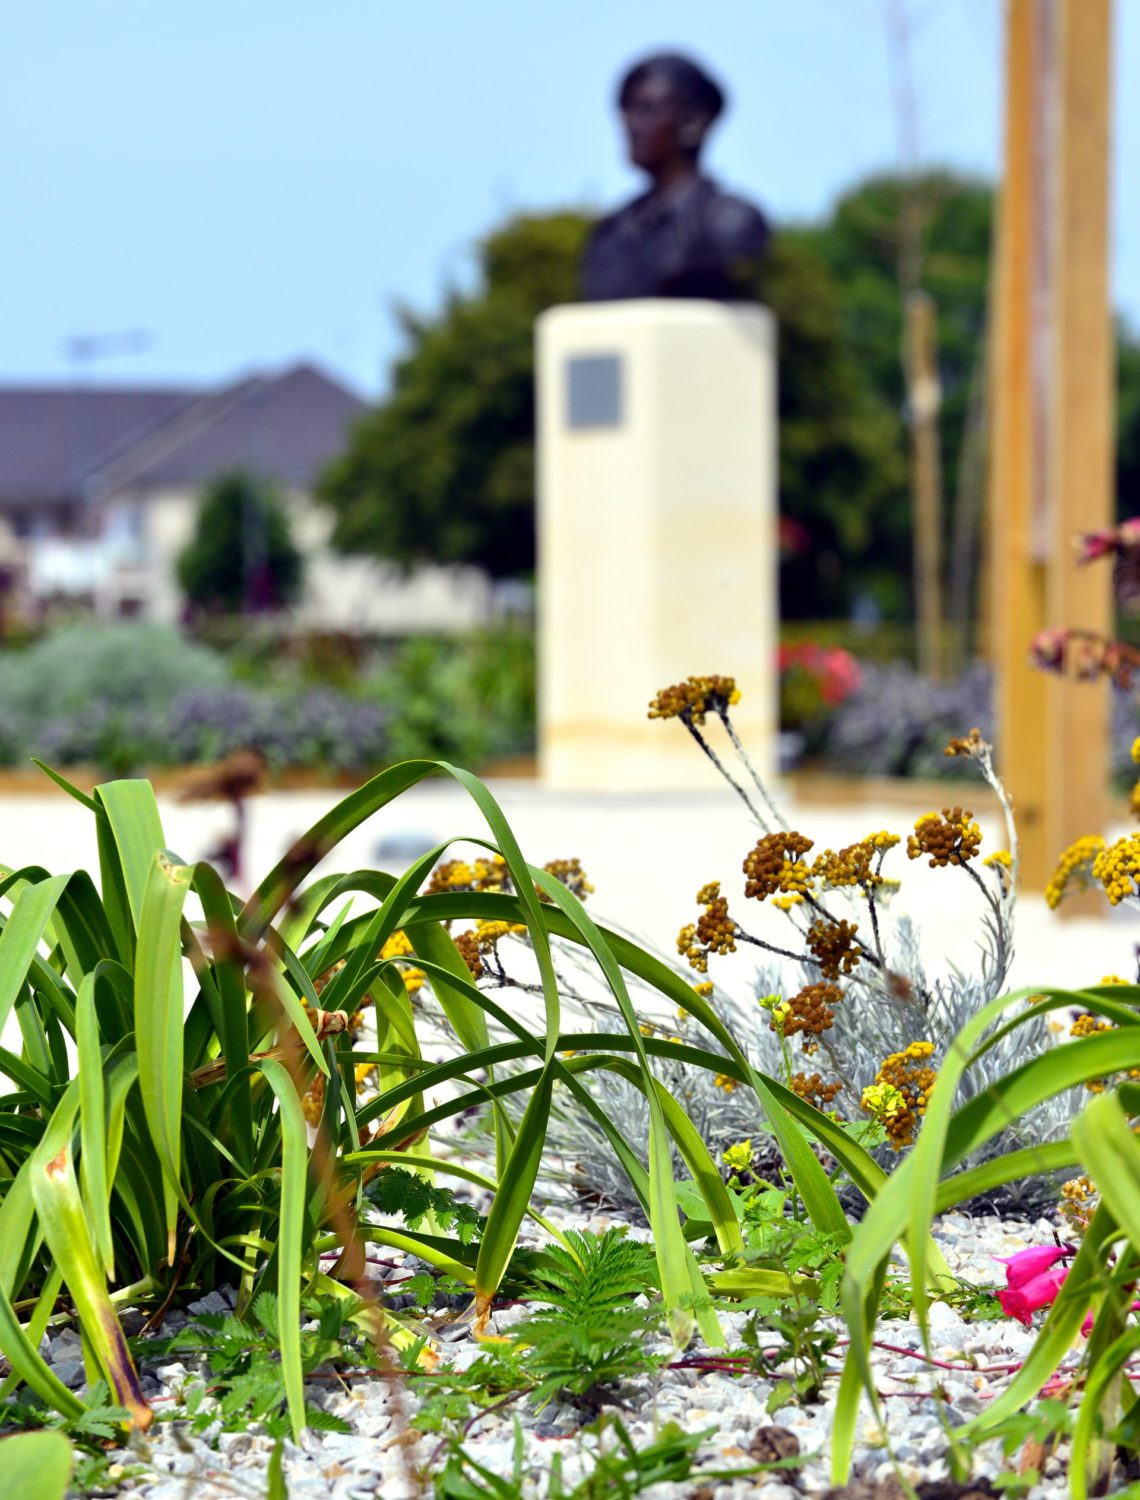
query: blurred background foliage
10 169 1140 779
0 622 535 777
319 169 1140 627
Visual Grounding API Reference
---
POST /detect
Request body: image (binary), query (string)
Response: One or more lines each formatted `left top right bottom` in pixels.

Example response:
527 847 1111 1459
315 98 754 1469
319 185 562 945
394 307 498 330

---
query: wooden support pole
1046 0 1113 891
990 0 1113 898
991 0 1050 884
906 290 945 679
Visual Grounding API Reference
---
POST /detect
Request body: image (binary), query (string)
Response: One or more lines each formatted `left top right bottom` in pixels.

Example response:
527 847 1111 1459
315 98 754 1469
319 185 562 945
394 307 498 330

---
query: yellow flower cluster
811 832 899 891
907 808 983 869
542 857 594 901
861 1080 906 1122
1045 835 1106 909
1069 1012 1112 1039
806 918 862 980
648 675 740 725
425 855 509 896
692 981 714 999
863 1040 936 1149
742 831 815 902
378 929 426 994
380 929 415 960
676 881 736 972
1069 1010 1115 1092
1059 1173 1099 1233
714 1072 739 1092
1092 835 1140 906
473 918 528 949
791 1071 843 1112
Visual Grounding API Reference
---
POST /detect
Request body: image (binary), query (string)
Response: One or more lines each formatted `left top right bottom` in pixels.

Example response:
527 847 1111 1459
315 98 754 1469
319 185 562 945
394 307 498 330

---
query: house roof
0 363 367 506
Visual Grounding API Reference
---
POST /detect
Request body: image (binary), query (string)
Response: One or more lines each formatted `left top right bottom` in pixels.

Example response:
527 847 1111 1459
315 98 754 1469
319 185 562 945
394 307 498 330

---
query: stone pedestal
536 299 777 791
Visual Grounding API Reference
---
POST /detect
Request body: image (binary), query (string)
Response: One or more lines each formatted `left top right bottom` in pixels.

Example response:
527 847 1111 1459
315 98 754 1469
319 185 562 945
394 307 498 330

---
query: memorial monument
580 53 770 302
538 52 778 791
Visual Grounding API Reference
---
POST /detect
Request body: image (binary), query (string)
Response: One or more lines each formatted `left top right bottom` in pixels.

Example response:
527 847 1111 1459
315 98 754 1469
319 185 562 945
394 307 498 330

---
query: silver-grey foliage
519 713 1083 1218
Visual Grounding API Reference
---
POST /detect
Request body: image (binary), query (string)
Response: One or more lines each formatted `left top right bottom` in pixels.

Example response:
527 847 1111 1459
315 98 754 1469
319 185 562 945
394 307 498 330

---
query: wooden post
906 290 944 679
1046 0 1113 894
991 0 1050 885
990 0 1112 898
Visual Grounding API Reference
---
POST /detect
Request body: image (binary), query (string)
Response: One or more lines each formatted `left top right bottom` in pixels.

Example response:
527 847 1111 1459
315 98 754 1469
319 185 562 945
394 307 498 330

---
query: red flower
994 1245 1074 1326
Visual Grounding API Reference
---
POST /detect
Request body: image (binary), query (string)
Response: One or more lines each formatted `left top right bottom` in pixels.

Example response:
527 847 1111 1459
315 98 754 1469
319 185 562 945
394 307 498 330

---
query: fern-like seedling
365 1167 486 1246
510 1231 666 1412
521 1229 659 1322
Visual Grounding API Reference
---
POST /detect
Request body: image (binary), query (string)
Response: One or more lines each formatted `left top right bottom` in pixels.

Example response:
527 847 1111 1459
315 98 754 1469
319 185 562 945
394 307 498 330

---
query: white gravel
54 1208 1096 1500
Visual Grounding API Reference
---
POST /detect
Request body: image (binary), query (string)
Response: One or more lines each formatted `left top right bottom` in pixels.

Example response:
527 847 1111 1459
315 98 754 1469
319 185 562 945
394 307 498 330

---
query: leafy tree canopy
178 470 303 614
319 174 1140 618
320 214 590 581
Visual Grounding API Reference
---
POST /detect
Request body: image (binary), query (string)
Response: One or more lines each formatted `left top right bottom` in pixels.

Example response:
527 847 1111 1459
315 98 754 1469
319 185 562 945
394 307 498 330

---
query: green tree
752 232 908 617
319 174 1140 619
178 470 303 614
320 213 591 580
319 208 907 614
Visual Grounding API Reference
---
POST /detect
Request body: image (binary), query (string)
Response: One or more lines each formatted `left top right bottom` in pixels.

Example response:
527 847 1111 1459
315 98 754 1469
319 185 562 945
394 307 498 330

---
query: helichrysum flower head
648 675 740 725
806 917 862 979
863 1041 936 1149
907 808 982 868
811 832 899 891
541 857 594 901
676 881 736 972
426 855 510 895
792 1071 843 1112
944 727 990 761
743 831 815 901
1045 835 1105 909
1092 834 1140 906
778 982 843 1039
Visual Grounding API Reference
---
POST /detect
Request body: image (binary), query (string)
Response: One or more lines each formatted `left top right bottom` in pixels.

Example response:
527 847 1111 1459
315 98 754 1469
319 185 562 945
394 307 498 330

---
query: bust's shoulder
700 183 770 250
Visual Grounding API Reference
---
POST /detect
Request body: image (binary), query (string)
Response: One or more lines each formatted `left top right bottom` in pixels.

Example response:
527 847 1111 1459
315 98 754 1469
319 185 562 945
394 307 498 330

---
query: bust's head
616 53 726 180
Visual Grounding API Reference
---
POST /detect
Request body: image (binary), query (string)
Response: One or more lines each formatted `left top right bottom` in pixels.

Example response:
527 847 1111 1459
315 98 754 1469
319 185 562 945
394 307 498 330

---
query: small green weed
132 1293 361 1437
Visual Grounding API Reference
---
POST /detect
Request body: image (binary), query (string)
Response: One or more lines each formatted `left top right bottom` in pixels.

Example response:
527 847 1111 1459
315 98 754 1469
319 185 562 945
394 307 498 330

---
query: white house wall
97 485 494 632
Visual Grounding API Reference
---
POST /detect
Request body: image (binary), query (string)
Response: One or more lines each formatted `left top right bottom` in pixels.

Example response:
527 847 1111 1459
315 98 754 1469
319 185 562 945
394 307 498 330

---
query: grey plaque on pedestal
566 353 622 429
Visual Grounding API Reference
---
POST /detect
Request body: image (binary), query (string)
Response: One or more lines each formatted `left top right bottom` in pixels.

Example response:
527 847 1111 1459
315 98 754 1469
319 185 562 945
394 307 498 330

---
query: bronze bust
581 53 770 302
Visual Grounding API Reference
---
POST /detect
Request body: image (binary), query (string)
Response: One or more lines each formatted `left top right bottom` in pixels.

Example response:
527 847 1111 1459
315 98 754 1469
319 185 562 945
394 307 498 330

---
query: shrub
367 625 535 767
0 622 228 719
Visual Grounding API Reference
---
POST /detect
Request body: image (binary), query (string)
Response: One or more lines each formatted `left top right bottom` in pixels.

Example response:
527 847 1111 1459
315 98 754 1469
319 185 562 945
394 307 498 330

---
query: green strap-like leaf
76 975 114 1280
134 851 194 1257
0 1431 74 1499
254 1059 309 1443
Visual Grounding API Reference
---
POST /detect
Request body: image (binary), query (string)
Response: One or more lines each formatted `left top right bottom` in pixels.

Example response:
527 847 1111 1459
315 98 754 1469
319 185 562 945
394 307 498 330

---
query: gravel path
62 1208 1092 1500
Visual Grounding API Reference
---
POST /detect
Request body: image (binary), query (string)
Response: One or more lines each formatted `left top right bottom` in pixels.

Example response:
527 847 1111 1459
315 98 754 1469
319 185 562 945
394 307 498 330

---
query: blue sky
4 0 1138 397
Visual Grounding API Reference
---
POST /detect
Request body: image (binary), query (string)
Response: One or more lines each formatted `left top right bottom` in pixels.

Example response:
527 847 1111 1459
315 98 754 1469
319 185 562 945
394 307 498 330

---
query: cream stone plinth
536 299 777 791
